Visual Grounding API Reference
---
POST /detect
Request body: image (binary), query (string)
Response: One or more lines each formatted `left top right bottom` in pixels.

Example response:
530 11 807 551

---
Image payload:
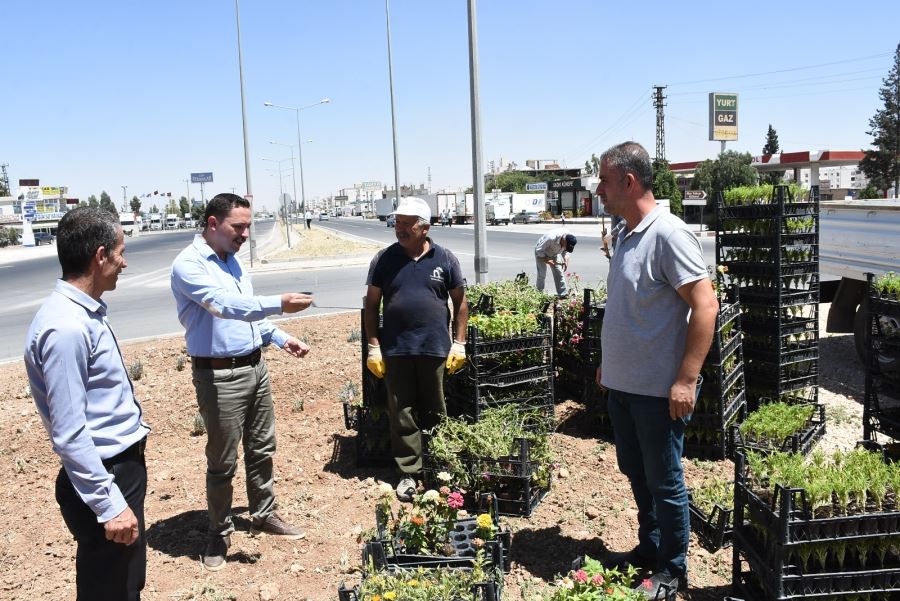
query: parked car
386 214 396 227
511 211 542 224
318 212 330 221
33 232 55 245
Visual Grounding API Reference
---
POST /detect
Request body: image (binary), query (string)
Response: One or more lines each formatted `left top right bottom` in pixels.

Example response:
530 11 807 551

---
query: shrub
127 360 143 381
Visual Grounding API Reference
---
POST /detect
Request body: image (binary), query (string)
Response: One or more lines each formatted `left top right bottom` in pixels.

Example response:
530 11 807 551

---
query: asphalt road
0 217 716 363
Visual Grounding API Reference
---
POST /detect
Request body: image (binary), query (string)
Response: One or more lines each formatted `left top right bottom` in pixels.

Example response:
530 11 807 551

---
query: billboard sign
708 93 738 141
525 182 547 191
191 172 214 183
360 181 382 191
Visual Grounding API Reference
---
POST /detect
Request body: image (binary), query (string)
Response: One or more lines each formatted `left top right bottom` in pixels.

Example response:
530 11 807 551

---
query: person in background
534 227 577 297
25 207 151 600
595 142 718 599
170 193 314 571
364 197 468 501
304 209 312 229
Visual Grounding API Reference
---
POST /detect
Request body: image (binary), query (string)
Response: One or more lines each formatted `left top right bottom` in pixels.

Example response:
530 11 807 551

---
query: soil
0 295 867 600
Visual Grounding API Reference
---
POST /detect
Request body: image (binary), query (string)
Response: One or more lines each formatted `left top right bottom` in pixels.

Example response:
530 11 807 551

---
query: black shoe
203 534 231 571
395 477 416 502
602 548 656 572
634 571 687 600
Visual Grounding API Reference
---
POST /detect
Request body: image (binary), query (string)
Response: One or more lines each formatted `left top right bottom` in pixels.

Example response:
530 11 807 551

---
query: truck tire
854 299 900 380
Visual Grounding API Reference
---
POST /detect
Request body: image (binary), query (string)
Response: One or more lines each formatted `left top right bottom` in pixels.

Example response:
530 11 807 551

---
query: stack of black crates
685 285 747 459
863 273 900 442
715 184 820 410
425 293 555 517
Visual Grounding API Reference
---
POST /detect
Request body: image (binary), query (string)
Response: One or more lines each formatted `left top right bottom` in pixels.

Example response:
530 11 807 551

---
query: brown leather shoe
250 512 304 539
203 534 231 571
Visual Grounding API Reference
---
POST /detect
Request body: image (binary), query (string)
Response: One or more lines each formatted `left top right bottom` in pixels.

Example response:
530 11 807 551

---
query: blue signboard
191 172 214 183
525 182 547 191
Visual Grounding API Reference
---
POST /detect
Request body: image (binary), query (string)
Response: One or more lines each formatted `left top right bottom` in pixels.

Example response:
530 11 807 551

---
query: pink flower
591 574 604 586
573 569 588 583
439 486 451 496
642 579 653 590
447 492 464 509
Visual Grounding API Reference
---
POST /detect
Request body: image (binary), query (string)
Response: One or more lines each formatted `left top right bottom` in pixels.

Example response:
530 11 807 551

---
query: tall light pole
264 98 330 215
183 178 191 208
234 0 257 266
121 185 128 213
385 0 401 209
468 0 488 282
269 141 298 224
262 157 292 248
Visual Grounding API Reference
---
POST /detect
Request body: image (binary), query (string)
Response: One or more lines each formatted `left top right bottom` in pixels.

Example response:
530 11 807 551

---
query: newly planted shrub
738 402 814 445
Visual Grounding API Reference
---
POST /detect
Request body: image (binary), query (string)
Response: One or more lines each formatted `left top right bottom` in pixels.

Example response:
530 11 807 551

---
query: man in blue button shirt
25 207 151 601
170 193 313 571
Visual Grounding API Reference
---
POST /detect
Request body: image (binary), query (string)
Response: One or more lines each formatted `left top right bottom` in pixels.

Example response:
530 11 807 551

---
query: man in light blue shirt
25 206 151 601
170 193 313 571
534 227 577 296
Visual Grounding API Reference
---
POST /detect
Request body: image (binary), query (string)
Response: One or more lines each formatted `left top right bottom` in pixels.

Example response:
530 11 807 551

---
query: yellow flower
476 513 492 529
406 579 420 587
372 596 382 601
384 592 396 600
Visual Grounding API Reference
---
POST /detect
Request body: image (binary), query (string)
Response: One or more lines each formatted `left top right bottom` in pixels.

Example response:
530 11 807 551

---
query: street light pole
121 185 127 213
262 157 292 248
385 0 401 210
269 141 298 224
234 0 257 266
183 178 191 208
264 98 330 215
468 0 488 282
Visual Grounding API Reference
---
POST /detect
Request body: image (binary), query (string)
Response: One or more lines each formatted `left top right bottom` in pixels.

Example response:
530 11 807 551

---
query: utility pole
121 185 127 212
234 0 257 266
467 0 488 283
653 85 667 162
385 0 401 210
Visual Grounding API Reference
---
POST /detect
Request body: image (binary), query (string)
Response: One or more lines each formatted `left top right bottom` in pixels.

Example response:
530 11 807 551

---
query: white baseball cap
391 197 431 222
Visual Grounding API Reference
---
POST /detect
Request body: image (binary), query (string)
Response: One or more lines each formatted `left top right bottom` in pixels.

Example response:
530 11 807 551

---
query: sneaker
202 534 231 571
634 571 686 600
395 477 416 502
602 547 656 572
250 512 304 539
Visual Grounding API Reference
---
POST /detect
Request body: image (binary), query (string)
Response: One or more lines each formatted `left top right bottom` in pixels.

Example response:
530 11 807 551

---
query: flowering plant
554 275 606 362
376 483 463 556
548 555 646 601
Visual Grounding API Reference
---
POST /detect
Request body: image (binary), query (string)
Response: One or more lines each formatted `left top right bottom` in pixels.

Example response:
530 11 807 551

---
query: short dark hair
56 207 120 279
600 142 653 190
203 193 250 228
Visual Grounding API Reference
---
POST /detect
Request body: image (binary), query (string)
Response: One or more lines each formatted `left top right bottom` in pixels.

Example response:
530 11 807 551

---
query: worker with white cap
363 197 468 501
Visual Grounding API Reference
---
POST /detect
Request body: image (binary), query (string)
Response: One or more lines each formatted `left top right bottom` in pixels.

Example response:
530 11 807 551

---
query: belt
191 348 262 370
103 437 147 467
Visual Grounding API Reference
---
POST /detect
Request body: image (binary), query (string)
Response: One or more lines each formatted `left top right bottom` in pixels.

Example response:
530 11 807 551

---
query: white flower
378 482 394 496
421 489 440 502
436 471 452 482
456 509 469 519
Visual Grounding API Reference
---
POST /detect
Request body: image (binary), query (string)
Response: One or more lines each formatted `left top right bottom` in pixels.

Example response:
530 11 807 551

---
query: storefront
546 177 598 217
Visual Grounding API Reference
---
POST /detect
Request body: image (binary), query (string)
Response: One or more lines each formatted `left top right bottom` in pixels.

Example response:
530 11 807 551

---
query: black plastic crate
722 261 819 279
730 403 825 456
718 201 817 220
445 373 555 423
364 517 510 573
688 492 733 552
718 232 819 248
570 555 677 600
423 437 552 518
339 580 499 601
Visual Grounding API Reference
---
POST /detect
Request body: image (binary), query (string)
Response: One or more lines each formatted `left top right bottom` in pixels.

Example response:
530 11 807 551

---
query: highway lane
1 216 715 362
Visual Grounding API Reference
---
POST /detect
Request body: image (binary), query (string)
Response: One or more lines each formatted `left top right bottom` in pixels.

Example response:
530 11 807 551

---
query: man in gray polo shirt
594 142 718 599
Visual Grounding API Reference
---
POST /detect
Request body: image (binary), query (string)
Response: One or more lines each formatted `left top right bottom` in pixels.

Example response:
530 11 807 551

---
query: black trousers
55 442 147 601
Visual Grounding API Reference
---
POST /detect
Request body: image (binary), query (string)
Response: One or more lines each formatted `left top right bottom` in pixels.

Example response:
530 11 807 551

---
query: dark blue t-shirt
366 240 465 358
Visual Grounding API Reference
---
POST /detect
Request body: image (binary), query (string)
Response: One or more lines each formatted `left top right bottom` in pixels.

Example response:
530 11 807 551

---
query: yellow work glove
445 341 467 375
366 344 386 379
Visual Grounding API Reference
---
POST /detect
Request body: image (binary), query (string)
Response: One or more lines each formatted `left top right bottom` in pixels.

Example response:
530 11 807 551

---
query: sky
3 1 899 213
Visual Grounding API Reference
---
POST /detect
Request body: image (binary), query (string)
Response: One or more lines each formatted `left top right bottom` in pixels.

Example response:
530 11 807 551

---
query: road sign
525 182 547 191
684 190 707 201
682 198 707 206
191 172 214 183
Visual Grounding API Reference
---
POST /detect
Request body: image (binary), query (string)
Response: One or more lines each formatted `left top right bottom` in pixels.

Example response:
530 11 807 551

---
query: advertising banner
709 93 738 141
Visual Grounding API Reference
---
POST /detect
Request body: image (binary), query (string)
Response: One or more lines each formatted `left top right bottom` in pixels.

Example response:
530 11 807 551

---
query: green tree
859 183 881 199
690 151 757 196
150 205 159 213
652 159 683 216
486 171 544 193
99 190 118 216
130 196 142 214
179 196 190 216
860 43 900 195
761 124 783 185
87 195 99 208
191 204 204 226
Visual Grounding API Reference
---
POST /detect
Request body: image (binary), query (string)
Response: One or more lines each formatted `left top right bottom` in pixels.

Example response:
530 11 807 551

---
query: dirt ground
0 298 867 601
0 207 866 601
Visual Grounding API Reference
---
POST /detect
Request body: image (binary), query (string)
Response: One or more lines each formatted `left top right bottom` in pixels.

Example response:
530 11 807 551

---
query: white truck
820 199 900 368
375 197 394 221
165 213 179 229
485 198 511 225
149 214 162 230
119 213 137 236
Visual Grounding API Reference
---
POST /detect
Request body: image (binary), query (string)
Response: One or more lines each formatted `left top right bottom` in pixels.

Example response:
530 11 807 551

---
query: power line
667 51 891 87
564 88 652 163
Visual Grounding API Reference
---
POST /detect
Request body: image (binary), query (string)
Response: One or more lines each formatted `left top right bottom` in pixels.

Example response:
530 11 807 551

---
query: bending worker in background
595 142 718 599
364 197 469 502
534 227 577 297
170 193 314 572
